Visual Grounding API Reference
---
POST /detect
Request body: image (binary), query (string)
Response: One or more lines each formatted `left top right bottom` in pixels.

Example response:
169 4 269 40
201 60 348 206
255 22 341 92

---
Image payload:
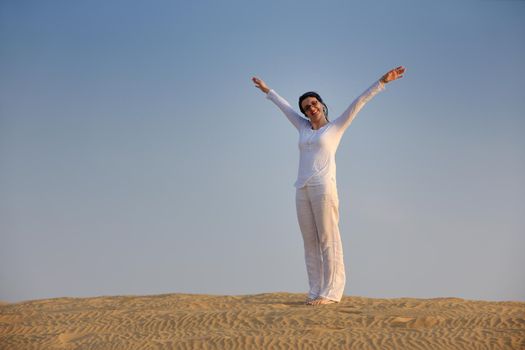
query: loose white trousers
296 181 346 302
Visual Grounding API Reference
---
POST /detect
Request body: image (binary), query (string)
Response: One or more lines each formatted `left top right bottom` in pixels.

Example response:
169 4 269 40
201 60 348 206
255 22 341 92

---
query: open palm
381 66 406 84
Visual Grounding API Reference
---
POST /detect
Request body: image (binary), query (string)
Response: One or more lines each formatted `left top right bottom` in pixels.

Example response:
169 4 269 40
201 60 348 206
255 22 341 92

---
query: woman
252 66 405 305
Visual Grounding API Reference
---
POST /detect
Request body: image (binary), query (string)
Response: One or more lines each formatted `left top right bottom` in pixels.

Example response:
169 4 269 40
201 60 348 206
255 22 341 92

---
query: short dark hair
298 91 328 117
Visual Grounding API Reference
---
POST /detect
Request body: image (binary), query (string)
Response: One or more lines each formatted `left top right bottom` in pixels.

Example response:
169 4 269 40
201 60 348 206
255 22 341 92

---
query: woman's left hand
380 66 406 84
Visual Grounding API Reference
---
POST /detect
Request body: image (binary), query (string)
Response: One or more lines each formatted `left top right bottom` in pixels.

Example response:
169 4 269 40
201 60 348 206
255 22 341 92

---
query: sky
1 0 524 303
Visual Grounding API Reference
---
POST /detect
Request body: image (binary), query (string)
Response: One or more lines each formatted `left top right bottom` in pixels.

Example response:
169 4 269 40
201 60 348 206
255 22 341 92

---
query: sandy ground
1 293 524 349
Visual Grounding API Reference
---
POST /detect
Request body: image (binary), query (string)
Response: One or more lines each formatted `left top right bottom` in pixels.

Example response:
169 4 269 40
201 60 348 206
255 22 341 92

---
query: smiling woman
252 66 405 306
299 92 329 126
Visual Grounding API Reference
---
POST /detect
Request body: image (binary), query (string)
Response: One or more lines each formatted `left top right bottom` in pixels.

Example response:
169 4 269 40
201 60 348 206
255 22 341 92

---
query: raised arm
252 77 308 131
333 66 405 132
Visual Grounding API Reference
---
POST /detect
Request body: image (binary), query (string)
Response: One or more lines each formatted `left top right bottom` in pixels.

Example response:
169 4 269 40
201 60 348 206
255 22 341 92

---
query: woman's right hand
252 77 270 94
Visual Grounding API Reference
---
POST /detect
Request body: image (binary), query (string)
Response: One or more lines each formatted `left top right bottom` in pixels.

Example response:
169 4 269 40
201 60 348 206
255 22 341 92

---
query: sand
1 293 524 349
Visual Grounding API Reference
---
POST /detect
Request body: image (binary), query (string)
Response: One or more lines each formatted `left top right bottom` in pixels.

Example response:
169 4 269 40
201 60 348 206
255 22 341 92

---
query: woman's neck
310 118 328 130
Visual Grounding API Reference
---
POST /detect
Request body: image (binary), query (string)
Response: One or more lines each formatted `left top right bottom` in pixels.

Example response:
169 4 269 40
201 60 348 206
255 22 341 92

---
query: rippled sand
1 293 524 349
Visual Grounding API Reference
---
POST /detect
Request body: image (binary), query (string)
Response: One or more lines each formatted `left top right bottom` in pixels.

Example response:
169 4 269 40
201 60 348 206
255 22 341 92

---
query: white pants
296 181 346 302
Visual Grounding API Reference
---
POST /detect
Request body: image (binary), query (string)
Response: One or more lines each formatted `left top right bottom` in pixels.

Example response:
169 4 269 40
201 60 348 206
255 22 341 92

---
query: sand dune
1 293 524 349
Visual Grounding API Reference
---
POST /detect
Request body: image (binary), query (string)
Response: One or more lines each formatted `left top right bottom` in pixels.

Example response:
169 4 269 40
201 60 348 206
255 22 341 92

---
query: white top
266 80 385 188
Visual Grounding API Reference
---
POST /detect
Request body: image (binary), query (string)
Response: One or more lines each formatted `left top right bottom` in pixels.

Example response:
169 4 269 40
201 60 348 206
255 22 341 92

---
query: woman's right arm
252 77 308 131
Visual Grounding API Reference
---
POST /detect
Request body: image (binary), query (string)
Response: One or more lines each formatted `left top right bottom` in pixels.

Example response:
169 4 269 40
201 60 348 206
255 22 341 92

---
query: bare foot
307 297 338 306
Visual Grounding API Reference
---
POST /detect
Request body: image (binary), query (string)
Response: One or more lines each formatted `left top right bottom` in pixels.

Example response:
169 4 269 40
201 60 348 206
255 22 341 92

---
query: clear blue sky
1 0 524 303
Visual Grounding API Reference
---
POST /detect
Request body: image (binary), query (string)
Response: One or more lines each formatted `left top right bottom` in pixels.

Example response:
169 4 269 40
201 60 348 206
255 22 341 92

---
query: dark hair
298 91 328 118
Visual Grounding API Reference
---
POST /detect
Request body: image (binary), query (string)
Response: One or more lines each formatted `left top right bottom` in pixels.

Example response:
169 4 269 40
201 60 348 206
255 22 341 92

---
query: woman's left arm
333 66 405 132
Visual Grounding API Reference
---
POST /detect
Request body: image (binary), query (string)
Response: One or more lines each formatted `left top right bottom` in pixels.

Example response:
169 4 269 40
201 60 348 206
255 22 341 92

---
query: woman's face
301 97 325 122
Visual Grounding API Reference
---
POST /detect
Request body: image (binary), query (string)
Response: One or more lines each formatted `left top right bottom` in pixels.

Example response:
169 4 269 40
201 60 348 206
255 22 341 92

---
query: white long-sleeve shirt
267 80 385 188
